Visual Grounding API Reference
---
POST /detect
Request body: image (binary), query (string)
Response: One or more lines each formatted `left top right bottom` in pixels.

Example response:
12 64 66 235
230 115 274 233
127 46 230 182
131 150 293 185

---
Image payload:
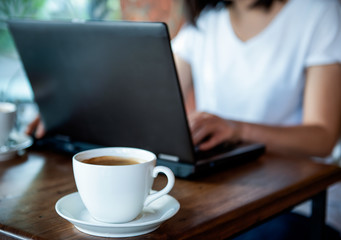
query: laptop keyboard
194 141 240 160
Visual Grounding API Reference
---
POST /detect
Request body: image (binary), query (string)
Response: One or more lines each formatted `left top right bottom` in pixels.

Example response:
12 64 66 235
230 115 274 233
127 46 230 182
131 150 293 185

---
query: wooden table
1 149 341 240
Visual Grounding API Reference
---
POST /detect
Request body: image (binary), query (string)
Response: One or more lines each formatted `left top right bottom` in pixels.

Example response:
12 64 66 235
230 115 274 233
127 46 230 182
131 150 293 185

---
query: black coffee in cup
82 156 141 166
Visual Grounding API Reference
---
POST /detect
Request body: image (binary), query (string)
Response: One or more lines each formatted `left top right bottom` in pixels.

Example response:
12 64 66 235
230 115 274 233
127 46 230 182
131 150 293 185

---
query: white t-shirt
172 0 341 126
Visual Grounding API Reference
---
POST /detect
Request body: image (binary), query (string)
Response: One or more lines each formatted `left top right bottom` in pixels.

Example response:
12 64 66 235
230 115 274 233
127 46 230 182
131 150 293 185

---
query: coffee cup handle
144 166 175 206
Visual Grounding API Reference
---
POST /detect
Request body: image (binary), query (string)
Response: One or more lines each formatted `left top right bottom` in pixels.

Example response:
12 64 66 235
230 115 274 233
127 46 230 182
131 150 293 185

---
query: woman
172 0 341 158
27 0 341 158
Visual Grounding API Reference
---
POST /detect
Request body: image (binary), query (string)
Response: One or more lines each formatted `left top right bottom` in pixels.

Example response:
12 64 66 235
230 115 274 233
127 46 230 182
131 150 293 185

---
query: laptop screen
9 20 196 163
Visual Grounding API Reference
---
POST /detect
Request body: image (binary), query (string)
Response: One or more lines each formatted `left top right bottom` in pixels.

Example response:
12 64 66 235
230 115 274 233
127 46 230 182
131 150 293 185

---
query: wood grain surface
1 149 341 240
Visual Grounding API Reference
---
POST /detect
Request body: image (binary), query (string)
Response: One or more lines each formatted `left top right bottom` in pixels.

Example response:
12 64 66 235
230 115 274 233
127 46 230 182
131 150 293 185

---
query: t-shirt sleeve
305 3 341 66
171 24 196 64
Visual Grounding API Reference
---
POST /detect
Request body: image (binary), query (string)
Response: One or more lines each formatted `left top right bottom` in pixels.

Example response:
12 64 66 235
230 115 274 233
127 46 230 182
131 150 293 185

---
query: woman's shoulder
195 4 227 29
299 0 340 13
306 0 341 25
175 5 227 39
286 0 340 29
308 0 340 6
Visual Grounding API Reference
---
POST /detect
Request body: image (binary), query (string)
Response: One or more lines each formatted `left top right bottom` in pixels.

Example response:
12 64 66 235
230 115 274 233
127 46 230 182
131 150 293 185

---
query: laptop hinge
158 154 179 162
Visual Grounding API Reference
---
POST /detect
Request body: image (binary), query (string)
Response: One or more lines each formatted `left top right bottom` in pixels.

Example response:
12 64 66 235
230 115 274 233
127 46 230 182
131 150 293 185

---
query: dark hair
184 0 284 25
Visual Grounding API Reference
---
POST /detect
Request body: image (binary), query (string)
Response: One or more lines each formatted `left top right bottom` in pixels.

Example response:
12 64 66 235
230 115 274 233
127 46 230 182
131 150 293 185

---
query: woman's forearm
237 64 341 158
238 121 339 157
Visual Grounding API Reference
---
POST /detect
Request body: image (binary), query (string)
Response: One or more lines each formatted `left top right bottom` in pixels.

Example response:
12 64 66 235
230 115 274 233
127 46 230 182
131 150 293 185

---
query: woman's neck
228 0 287 42
232 0 258 15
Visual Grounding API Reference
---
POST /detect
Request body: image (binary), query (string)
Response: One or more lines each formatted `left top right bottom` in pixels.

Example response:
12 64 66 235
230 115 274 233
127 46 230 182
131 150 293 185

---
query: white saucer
0 132 33 161
55 192 180 238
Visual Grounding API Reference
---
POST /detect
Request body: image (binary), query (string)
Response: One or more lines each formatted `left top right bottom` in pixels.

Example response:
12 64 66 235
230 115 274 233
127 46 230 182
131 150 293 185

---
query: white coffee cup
0 102 16 146
73 147 175 223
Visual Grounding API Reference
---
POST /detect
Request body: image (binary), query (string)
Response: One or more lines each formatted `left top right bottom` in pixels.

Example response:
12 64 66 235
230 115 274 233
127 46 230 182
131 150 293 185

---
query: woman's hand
188 112 241 151
25 115 46 139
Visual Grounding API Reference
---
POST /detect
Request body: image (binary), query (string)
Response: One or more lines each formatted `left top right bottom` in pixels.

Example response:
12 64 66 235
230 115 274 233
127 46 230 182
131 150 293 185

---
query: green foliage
0 0 45 20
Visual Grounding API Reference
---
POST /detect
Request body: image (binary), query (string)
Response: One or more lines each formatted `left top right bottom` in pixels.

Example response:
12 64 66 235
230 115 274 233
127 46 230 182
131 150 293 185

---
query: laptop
8 20 265 178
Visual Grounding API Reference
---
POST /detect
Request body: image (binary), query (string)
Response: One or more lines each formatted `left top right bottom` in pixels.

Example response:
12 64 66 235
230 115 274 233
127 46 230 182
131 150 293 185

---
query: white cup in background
0 102 16 146
73 147 175 223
